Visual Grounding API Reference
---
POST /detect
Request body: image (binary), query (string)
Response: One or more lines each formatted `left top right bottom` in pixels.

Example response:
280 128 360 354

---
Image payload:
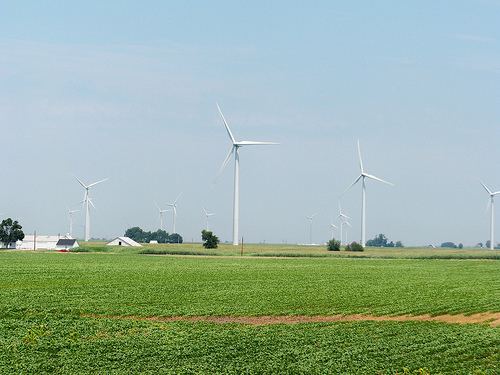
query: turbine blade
216 103 236 144
342 175 363 195
345 221 352 227
88 178 109 188
75 176 87 189
214 146 235 181
88 199 96 209
237 141 279 146
480 181 493 195
174 192 183 205
357 140 364 173
203 208 208 215
364 173 394 186
330 224 337 228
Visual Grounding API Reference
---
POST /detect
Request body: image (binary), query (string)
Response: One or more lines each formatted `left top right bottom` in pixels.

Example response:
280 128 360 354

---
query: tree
485 240 491 249
366 234 388 247
395 241 404 248
125 227 147 243
440 242 457 248
345 241 364 252
0 218 25 248
327 238 340 251
169 233 183 244
201 230 219 249
458 243 464 249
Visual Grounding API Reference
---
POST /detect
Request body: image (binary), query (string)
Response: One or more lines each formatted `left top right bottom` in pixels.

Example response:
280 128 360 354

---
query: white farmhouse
107 237 142 247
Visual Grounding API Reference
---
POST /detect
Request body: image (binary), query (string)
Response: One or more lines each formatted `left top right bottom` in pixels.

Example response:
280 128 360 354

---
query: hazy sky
1 1 499 246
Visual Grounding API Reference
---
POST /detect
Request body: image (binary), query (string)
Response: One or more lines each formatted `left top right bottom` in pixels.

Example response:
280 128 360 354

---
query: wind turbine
203 208 215 231
75 177 108 242
344 140 393 247
481 182 500 250
337 202 351 246
155 203 169 231
216 103 279 245
329 222 338 240
67 208 79 238
167 193 182 234
306 213 317 245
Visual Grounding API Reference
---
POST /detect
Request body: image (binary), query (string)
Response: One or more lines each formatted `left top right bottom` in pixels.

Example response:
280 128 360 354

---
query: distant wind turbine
306 213 317 245
155 203 169 231
203 208 215 231
75 177 108 241
167 193 182 234
67 208 79 238
344 140 393 247
481 181 500 250
216 103 279 245
329 222 338 240
337 202 351 246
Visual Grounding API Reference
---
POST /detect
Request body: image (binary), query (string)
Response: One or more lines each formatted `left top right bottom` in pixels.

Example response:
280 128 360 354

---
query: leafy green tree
125 227 147 243
395 241 404 248
440 242 457 248
366 234 388 247
345 241 364 252
327 238 340 251
0 218 24 248
458 243 464 249
201 230 219 249
169 233 183 244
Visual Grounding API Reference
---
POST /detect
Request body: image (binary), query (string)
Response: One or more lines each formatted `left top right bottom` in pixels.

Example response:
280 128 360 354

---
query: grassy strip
139 249 218 256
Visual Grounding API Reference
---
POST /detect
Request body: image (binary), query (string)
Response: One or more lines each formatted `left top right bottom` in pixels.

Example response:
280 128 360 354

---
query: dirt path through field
85 312 500 327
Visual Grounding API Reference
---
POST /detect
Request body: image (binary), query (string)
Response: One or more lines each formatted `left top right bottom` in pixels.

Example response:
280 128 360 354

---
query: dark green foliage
345 241 364 252
366 233 404 247
201 230 219 249
124 226 182 244
0 218 24 248
458 243 464 249
326 238 340 251
441 242 457 248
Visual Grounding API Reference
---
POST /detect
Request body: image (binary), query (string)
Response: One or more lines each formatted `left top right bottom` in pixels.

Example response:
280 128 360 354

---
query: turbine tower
67 208 79 238
344 140 393 247
306 213 317 245
481 182 500 250
75 177 108 242
167 193 182 234
337 203 351 246
155 203 169 231
216 103 279 245
203 208 215 231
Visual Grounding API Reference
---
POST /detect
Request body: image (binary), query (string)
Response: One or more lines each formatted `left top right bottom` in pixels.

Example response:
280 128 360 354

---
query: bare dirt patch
84 312 500 327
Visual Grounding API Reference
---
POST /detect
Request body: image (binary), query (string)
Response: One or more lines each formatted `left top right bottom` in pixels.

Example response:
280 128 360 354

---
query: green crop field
0 246 498 373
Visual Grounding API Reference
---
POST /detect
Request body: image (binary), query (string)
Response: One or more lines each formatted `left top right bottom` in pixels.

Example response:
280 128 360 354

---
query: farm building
107 237 142 247
55 239 79 250
18 235 73 250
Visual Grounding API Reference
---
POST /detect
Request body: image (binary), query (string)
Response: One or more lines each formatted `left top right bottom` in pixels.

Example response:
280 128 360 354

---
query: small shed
56 239 79 250
107 237 142 247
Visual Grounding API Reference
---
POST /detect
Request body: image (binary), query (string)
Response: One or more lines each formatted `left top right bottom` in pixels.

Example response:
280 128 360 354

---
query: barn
106 237 142 247
55 239 79 250
18 235 73 250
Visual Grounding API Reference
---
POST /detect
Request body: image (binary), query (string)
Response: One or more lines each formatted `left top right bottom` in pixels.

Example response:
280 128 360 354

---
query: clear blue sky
1 1 499 245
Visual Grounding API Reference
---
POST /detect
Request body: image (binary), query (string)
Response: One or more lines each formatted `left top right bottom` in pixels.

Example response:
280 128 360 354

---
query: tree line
124 227 183 244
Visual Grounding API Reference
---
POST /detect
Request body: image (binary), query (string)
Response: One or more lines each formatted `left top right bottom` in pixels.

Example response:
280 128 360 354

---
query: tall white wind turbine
155 203 169 231
481 182 500 250
75 177 108 242
216 103 279 245
337 203 351 246
67 208 79 238
344 140 393 247
306 213 317 245
203 208 215 231
167 193 182 234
